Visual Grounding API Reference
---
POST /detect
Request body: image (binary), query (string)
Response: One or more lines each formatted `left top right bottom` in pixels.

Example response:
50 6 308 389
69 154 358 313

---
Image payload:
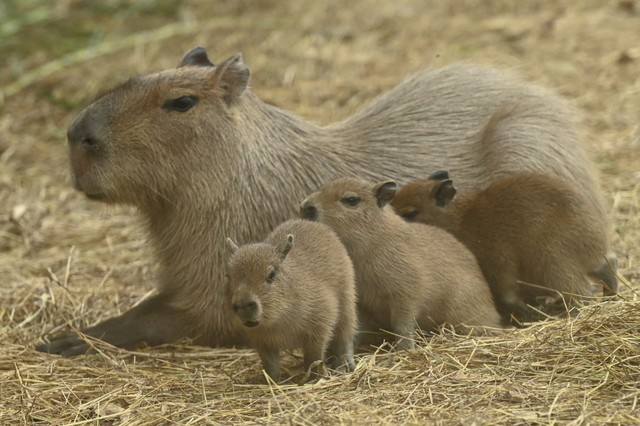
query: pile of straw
3 296 638 423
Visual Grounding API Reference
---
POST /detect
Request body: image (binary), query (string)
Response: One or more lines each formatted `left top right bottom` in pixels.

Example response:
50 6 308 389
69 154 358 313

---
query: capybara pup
38 47 608 355
300 178 502 349
390 171 617 322
225 219 357 381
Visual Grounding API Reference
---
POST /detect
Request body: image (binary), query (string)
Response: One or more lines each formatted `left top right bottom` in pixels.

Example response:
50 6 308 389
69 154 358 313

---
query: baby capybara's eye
340 196 360 207
400 210 419 221
265 270 276 283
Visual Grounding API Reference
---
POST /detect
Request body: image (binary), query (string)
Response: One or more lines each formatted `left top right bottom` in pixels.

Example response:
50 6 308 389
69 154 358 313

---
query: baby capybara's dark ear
374 181 398 208
178 47 215 68
428 169 449 181
433 179 456 207
279 234 294 261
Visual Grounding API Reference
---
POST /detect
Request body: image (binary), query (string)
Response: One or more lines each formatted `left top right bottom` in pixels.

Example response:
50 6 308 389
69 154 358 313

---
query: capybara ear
178 47 215 68
374 181 398 208
279 234 294 261
428 169 449 181
226 237 240 254
214 53 251 106
433 179 456 207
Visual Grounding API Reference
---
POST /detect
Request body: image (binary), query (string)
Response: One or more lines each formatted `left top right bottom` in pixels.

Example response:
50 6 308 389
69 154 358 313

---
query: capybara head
66 47 250 207
225 234 294 328
300 177 398 230
390 170 457 223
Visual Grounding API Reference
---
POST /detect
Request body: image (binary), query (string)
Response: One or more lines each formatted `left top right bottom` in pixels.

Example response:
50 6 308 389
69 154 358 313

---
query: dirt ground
1 0 639 424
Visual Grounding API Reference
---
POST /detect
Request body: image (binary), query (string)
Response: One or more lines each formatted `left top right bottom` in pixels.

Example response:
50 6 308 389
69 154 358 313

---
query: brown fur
390 172 617 322
300 178 502 349
225 219 356 382
38 47 606 355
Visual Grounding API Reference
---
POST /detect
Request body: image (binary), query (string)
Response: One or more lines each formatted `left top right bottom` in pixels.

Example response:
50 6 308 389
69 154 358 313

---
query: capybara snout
231 299 261 327
67 111 107 197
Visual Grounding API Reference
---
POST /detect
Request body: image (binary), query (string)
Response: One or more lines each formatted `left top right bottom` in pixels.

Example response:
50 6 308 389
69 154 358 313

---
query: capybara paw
36 333 92 357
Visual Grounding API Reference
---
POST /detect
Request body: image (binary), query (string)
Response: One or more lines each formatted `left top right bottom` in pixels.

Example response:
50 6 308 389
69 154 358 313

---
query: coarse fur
225 219 357 382
390 171 617 322
300 178 502 349
38 47 607 355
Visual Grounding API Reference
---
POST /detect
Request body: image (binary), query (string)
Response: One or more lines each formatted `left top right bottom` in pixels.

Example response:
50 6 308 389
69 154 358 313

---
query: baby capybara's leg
258 346 281 382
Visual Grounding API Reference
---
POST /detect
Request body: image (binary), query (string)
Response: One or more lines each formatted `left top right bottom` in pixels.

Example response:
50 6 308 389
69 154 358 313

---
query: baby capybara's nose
299 202 317 220
232 300 260 327
232 300 258 314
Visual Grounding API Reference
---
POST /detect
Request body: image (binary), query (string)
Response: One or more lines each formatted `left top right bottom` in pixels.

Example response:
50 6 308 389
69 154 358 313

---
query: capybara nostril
300 203 317 220
81 137 100 152
67 111 103 153
233 301 258 313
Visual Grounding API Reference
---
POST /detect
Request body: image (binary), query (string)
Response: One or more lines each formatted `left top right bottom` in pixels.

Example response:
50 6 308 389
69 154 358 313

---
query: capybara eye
341 196 360 207
401 210 419 221
162 95 199 112
266 270 276 283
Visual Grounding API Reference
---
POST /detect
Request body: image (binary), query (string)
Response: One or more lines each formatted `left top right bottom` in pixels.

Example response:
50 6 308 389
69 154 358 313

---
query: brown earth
1 0 638 424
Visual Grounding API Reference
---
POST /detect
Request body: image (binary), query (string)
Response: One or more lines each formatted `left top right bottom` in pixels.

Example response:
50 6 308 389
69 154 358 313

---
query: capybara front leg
36 294 195 357
390 307 416 351
257 346 281 382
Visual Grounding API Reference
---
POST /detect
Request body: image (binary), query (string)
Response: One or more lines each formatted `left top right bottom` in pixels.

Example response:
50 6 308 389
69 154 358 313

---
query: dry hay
1 0 640 424
1 296 639 425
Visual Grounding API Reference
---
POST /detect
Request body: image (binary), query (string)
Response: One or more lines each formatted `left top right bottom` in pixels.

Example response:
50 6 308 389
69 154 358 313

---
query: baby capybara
391 171 617 322
300 178 502 349
225 219 357 381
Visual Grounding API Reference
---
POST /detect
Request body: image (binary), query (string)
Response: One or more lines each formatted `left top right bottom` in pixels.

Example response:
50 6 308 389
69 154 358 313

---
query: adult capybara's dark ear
433 179 456 207
178 47 215 68
428 169 449 181
214 53 251 106
374 181 398 208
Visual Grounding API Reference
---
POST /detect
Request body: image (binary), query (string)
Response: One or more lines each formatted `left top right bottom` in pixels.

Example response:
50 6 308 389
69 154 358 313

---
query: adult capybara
225 219 356 382
300 178 502 349
37 47 606 355
390 171 617 322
